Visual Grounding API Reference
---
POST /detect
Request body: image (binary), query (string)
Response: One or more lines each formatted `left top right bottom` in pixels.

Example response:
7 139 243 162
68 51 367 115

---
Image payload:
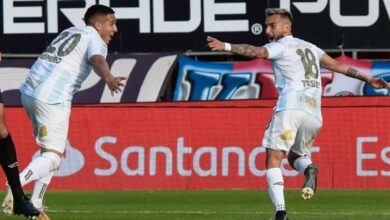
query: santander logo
32 139 85 177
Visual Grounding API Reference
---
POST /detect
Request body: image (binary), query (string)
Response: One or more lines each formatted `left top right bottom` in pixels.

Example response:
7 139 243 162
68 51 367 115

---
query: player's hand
105 76 127 96
207 36 225 51
370 77 389 89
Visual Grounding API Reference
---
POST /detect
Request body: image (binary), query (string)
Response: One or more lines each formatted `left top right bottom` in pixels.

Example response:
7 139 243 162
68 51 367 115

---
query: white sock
293 157 312 174
19 152 61 186
266 167 285 211
31 171 54 209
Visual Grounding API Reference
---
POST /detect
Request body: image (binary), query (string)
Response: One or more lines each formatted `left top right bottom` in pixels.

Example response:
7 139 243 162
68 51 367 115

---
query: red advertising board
3 97 390 190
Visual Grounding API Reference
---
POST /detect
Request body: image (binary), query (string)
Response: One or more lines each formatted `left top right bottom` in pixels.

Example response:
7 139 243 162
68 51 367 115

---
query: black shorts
0 90 3 104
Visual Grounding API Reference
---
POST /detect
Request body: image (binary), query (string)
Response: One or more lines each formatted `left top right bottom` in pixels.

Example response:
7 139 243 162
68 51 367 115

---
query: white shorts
21 94 71 153
262 109 322 156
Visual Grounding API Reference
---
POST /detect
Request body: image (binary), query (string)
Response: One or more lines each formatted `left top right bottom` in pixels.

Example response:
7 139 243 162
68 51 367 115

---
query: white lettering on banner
94 136 320 177
222 147 245 176
330 0 379 27
95 136 118 176
3 0 248 34
109 0 151 33
177 137 192 176
3 0 44 34
4 0 390 34
248 147 266 176
59 0 96 31
381 146 390 176
279 0 390 27
280 0 327 13
203 0 248 32
150 147 173 176
357 136 390 176
121 147 145 176
193 147 217 176
47 0 58 33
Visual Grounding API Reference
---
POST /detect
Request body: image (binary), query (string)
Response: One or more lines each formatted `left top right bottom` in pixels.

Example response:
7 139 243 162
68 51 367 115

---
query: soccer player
0 52 40 218
2 5 126 219
207 8 389 220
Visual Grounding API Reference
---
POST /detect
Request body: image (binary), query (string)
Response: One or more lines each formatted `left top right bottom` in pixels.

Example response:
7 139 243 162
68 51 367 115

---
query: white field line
46 210 390 216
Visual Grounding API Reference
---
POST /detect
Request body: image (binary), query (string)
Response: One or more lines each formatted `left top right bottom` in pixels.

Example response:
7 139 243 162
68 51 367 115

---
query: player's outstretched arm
206 36 268 59
320 53 389 90
90 55 127 96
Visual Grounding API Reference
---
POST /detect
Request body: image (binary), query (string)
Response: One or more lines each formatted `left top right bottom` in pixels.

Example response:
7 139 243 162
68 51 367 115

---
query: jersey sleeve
264 42 285 60
315 45 325 59
86 35 108 60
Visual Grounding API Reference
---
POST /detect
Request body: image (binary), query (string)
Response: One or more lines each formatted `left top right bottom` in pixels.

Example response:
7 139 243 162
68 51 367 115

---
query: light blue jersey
20 26 107 105
264 36 325 122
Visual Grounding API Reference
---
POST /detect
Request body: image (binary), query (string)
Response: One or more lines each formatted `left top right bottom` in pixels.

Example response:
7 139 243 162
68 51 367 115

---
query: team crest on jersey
280 129 293 141
39 126 48 138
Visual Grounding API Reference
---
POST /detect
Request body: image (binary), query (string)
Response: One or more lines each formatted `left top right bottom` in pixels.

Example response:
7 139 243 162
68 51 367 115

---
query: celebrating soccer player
207 8 389 220
2 5 126 219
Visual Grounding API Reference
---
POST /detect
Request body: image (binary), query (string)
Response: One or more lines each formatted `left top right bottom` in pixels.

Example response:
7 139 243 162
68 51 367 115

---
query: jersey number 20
45 32 81 57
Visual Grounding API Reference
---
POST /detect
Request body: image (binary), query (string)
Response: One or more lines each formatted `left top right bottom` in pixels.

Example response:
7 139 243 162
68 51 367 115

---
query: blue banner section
174 55 390 101
365 62 390 96
174 56 261 101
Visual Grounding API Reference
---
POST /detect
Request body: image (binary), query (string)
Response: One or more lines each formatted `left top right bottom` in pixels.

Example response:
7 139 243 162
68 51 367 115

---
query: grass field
3 190 390 220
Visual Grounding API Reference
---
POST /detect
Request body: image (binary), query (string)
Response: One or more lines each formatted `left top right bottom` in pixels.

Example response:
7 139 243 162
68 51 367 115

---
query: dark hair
265 8 293 22
83 5 115 25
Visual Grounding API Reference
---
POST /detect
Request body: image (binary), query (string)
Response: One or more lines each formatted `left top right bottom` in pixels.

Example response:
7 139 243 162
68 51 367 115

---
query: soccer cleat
301 163 318 200
274 210 289 220
28 208 51 220
2 183 14 215
13 195 40 219
2 183 40 219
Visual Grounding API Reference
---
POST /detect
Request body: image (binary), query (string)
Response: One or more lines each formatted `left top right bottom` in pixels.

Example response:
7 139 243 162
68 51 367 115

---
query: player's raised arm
320 53 389 89
90 54 127 95
206 36 268 59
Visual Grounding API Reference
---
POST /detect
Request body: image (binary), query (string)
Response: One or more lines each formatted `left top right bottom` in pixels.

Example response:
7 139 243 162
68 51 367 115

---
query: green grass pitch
3 190 390 220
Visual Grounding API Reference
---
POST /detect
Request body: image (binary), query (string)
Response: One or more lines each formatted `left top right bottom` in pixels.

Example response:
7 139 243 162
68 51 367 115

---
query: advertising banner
2 54 389 106
174 55 390 101
1 1 390 54
2 97 389 190
0 53 177 106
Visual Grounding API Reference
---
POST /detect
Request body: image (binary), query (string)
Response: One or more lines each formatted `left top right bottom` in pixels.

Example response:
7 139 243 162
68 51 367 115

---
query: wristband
224 43 232 52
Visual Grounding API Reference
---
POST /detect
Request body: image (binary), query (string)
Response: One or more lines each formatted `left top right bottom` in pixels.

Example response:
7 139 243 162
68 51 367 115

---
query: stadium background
0 0 389 192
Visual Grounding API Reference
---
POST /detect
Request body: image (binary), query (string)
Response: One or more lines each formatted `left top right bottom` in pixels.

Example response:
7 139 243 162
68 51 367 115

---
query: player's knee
287 157 295 169
287 151 300 168
266 156 283 169
41 152 61 171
